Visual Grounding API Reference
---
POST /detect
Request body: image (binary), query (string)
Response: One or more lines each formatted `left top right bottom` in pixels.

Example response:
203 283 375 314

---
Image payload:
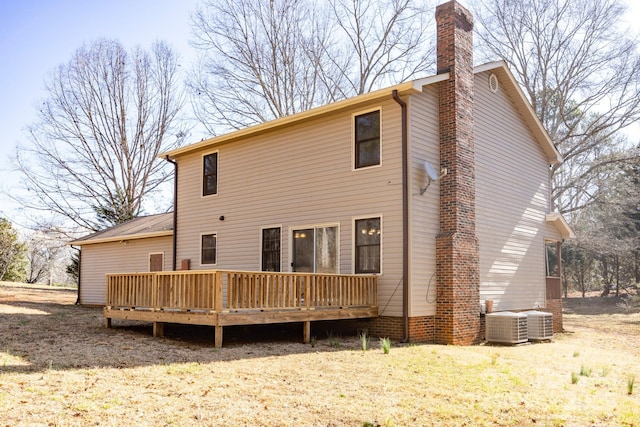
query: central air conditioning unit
485 312 528 344
523 310 553 340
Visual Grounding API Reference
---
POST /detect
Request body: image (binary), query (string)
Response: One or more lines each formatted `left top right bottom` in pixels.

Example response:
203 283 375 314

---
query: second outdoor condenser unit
524 310 553 340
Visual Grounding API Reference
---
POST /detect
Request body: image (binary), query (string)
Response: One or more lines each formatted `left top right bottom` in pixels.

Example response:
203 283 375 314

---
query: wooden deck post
153 322 165 337
214 271 223 312
303 321 311 344
214 325 223 348
105 317 112 328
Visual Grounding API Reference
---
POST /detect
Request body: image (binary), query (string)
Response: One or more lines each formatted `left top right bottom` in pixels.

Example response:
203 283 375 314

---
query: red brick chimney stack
434 0 481 345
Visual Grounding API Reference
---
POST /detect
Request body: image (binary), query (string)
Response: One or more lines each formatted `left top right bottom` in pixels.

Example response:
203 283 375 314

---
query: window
201 233 217 265
355 217 381 273
291 226 338 273
545 241 559 277
203 152 218 196
262 227 281 272
354 110 381 169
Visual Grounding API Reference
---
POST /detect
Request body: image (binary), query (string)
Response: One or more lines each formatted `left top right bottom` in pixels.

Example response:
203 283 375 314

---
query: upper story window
355 217 381 274
354 110 381 169
203 152 218 196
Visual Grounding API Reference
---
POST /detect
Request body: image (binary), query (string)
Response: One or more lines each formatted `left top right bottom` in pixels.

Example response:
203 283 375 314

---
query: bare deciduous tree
189 0 435 134
562 155 640 296
189 0 335 133
473 0 640 214
25 228 71 285
327 0 434 97
12 39 186 232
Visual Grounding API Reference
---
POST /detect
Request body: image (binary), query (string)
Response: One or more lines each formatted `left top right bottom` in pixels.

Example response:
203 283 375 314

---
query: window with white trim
261 227 281 272
201 233 217 265
355 217 381 273
354 110 381 169
203 152 218 196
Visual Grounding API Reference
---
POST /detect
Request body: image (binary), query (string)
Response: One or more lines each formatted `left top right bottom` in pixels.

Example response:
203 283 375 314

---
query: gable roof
68 212 173 246
162 73 449 158
475 61 562 164
162 61 561 165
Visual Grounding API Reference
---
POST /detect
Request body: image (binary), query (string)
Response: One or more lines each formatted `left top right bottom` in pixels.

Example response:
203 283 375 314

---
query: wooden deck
104 270 378 347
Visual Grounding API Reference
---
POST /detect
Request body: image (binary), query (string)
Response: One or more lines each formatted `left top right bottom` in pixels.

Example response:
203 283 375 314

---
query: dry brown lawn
1 283 639 426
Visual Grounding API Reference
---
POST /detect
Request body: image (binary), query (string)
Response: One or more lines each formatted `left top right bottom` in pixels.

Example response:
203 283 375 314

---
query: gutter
164 156 178 271
392 89 410 343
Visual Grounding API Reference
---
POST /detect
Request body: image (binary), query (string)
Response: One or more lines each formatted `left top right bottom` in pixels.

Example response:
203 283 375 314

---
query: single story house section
69 213 173 306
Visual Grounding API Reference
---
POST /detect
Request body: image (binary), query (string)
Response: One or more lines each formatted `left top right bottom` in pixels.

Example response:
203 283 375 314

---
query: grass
580 364 592 377
327 331 341 348
571 372 580 384
379 337 391 354
1 284 639 426
490 352 498 365
360 332 369 352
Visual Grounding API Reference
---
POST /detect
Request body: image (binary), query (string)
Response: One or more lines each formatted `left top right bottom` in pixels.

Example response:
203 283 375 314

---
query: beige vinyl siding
175 98 406 316
79 236 173 305
474 71 550 311
407 86 441 317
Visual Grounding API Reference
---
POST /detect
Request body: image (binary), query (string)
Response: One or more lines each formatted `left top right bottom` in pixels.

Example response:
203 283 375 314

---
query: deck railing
105 270 377 347
106 270 377 313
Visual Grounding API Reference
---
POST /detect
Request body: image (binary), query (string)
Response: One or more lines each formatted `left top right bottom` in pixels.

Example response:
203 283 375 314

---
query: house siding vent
488 73 499 93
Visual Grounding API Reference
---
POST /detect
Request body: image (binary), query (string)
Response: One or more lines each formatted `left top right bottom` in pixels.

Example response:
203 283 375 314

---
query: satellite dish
424 161 440 181
420 161 447 196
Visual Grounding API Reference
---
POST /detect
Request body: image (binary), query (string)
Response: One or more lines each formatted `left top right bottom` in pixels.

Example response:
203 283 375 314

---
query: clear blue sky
0 0 200 223
0 0 639 226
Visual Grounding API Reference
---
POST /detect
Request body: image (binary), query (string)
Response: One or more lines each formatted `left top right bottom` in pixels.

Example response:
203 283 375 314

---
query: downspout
71 245 81 305
164 155 178 271
392 89 409 343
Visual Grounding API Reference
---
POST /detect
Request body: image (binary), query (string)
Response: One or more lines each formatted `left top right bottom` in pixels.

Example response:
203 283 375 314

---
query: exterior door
291 226 338 273
292 228 314 272
149 253 164 272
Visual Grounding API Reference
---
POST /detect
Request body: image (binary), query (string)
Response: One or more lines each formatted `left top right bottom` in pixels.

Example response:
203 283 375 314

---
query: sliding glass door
291 226 338 273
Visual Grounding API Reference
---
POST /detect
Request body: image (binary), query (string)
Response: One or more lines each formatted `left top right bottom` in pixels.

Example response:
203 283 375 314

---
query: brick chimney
434 0 481 345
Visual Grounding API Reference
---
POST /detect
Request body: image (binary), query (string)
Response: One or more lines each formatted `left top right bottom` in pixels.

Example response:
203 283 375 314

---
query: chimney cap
435 0 474 29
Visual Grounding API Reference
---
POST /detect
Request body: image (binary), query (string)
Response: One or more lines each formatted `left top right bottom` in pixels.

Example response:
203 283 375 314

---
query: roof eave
160 77 449 159
163 61 561 167
546 212 576 240
68 230 173 246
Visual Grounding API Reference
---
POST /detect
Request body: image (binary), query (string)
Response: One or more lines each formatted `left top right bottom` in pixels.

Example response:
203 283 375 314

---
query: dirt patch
1 283 639 426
